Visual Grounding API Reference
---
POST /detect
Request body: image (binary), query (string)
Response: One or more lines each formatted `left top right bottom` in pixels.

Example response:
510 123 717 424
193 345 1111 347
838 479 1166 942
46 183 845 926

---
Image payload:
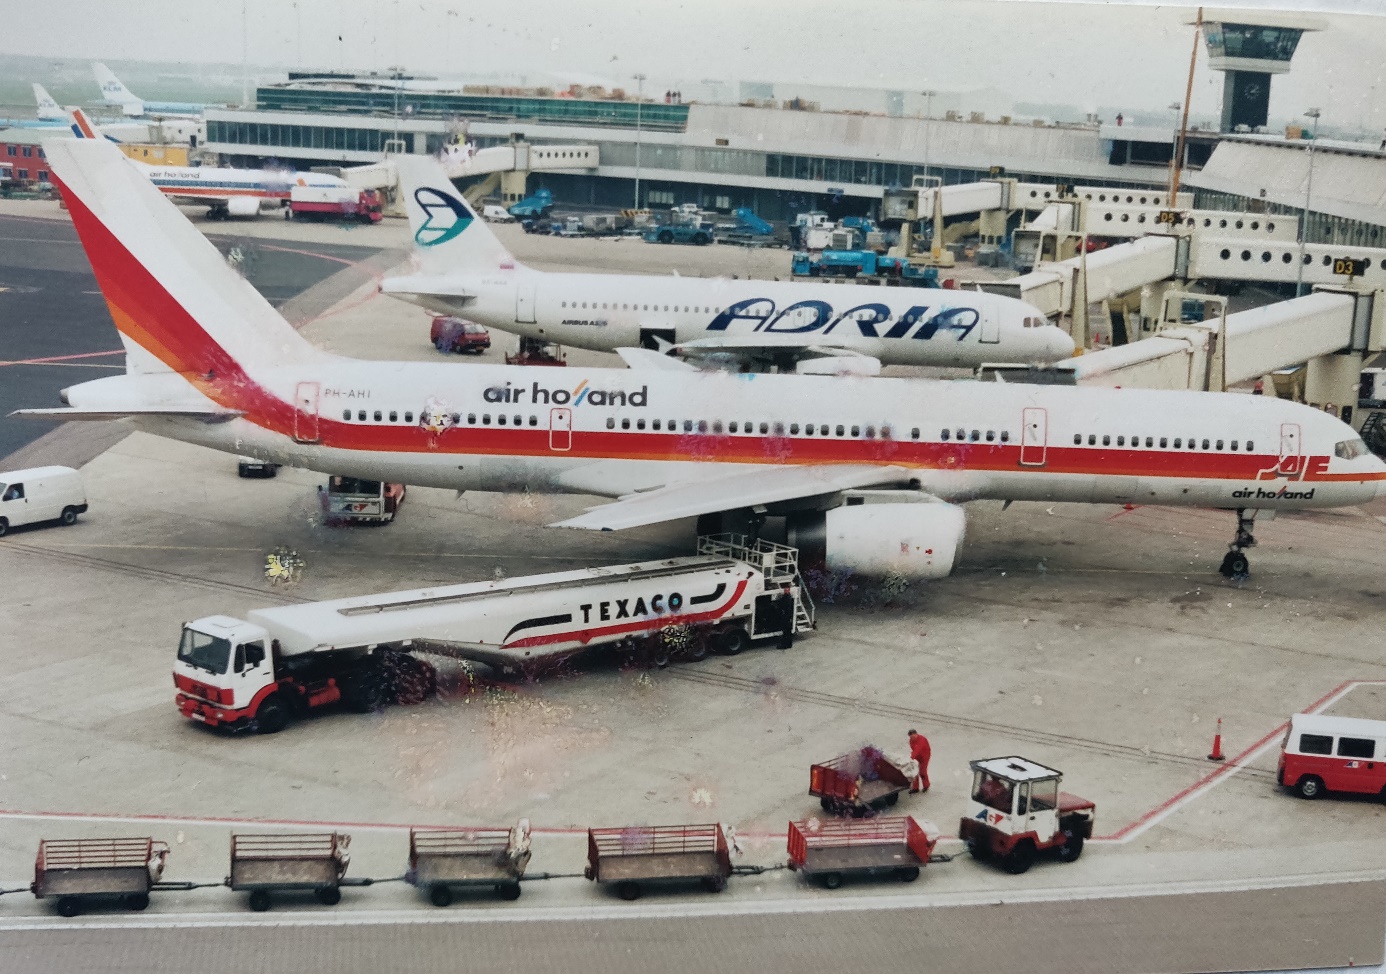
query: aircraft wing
672 334 882 375
550 463 912 531
614 347 699 372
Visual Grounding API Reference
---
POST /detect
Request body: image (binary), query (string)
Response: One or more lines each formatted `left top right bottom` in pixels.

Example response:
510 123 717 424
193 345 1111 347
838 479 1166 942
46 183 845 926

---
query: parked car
0 465 87 536
482 204 516 223
430 317 491 355
237 457 280 478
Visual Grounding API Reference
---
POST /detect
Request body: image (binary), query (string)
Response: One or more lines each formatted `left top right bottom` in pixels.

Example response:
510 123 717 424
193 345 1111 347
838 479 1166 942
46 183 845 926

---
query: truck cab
958 756 1094 874
321 476 406 524
173 615 275 727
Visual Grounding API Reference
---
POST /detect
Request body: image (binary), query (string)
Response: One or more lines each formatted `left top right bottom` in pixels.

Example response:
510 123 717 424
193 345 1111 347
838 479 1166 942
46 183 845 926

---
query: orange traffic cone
1208 717 1226 762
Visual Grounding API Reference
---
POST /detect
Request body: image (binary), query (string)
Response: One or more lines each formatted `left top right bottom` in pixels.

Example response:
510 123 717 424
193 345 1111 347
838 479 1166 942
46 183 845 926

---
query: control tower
1193 9 1326 133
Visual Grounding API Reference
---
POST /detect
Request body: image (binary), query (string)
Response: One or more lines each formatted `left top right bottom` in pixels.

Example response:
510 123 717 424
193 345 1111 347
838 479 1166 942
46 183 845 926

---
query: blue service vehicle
508 188 554 220
792 250 940 286
643 223 712 246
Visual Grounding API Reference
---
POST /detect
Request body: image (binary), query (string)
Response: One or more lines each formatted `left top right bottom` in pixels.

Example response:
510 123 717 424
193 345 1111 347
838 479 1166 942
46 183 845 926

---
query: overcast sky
5 0 1386 127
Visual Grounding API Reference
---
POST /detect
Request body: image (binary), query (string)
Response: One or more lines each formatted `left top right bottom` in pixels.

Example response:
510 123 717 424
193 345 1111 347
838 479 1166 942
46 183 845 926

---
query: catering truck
288 186 383 223
173 536 814 734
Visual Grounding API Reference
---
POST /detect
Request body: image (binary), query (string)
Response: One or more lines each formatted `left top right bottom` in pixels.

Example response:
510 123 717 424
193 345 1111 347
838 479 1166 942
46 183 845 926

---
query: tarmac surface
2 197 1386 972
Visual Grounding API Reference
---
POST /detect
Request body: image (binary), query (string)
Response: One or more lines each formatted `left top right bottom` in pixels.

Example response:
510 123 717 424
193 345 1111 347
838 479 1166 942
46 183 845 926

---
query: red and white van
1278 714 1386 800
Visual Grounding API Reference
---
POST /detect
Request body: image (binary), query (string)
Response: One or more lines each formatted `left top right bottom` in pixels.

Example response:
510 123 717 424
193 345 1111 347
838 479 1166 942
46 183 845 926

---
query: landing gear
1219 508 1256 580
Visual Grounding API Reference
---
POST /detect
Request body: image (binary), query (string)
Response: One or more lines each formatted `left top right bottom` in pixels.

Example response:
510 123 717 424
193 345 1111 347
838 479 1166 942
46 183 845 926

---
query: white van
0 466 88 536
482 204 515 223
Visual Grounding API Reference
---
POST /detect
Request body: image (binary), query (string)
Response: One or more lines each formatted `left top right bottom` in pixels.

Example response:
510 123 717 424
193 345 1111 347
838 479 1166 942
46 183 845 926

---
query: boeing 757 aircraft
20 138 1386 581
379 156 1074 374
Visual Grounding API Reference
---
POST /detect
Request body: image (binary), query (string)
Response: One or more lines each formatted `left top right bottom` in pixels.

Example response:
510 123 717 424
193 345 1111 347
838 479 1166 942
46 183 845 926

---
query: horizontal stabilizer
614 347 698 372
11 407 243 423
551 463 911 531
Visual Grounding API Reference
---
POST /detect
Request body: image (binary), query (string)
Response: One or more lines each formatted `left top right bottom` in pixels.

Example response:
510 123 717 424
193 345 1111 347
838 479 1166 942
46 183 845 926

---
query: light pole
921 89 936 179
633 73 647 210
1295 108 1321 297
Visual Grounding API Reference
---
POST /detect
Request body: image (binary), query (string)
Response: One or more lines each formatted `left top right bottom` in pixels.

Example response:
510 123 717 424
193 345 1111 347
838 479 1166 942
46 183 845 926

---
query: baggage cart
408 824 531 906
585 824 731 900
810 745 911 816
32 837 169 917
229 832 353 911
787 816 938 889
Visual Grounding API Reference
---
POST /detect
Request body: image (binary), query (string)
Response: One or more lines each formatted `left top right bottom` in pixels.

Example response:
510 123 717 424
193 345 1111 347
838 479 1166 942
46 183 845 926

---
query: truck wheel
56 897 80 918
966 839 990 862
498 881 522 900
718 628 749 656
124 892 150 911
1000 840 1036 875
693 232 709 245
315 886 341 906
429 883 453 907
1296 775 1324 800
255 698 289 735
686 638 708 662
652 647 671 668
1057 829 1085 863
658 230 674 244
616 881 641 901
895 866 920 882
884 792 899 807
821 872 843 890
701 875 726 893
0 518 8 537
60 507 78 526
820 797 834 813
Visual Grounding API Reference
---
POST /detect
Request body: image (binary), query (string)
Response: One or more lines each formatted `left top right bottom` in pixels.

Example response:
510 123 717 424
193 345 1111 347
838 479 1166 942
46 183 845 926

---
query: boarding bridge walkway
440 143 599 180
915 181 1189 219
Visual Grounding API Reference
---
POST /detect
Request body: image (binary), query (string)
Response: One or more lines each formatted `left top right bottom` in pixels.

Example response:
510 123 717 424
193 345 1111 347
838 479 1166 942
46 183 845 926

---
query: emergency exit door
1019 407 1047 466
979 310 1000 344
293 381 320 444
549 407 572 451
516 282 538 324
1278 422 1302 476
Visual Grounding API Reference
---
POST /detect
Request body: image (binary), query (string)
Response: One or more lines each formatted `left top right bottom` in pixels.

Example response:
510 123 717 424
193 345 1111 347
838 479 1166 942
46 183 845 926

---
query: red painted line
0 349 124 366
256 242 358 268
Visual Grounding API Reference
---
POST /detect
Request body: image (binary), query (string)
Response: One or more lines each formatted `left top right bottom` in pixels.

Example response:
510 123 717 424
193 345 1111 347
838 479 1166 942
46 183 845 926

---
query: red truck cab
430 316 491 355
1279 713 1386 799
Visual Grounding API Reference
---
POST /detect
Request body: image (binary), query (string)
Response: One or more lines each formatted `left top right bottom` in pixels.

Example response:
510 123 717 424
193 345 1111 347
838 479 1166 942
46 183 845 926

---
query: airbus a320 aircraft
22 138 1386 581
379 157 1074 374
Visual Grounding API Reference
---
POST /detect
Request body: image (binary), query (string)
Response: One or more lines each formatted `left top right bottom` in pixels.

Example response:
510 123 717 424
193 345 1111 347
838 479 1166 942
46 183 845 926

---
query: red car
430 317 491 355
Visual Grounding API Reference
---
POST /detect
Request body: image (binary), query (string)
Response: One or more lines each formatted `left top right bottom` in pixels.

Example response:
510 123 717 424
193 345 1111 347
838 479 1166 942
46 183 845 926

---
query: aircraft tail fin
32 84 64 120
66 107 99 140
394 154 517 274
92 62 143 113
44 137 331 380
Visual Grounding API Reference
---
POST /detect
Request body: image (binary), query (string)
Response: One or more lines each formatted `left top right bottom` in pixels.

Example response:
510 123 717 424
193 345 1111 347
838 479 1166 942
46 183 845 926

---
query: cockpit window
178 629 231 675
1335 438 1371 460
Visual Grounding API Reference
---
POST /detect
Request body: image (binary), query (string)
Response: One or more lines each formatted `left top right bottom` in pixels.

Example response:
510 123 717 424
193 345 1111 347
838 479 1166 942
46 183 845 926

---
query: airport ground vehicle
430 315 491 354
504 336 566 365
229 833 356 911
408 825 531 905
507 188 553 220
0 466 87 536
320 476 406 524
236 456 279 478
171 536 814 733
31 838 169 917
810 746 912 816
586 824 732 900
958 757 1094 874
787 816 938 889
287 186 382 223
1278 713 1386 800
482 204 516 223
716 207 785 247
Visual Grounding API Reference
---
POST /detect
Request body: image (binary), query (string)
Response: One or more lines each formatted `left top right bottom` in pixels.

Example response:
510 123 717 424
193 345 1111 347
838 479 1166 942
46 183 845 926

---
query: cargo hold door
549 407 572 452
293 381 321 444
516 281 538 324
1278 422 1302 476
1019 407 1047 466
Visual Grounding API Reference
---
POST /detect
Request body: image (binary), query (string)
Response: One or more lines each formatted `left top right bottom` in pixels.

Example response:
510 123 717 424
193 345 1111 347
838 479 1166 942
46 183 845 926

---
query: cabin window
729 421 739 433
1000 431 1010 442
481 414 491 425
342 409 351 420
773 422 785 436
374 411 383 421
389 411 398 423
621 418 630 430
985 431 995 442
969 429 979 442
1216 440 1223 450
637 419 646 430
944 430 953 441
912 428 921 440
497 414 507 426
698 420 709 433
359 411 367 421
1246 441 1254 451
1202 439 1210 450
850 426 861 437
1230 440 1238 450
404 412 413 423
1088 435 1096 446
790 424 800 435
712 420 723 434
804 424 815 436
836 425 846 436
864 425 876 438
1159 437 1167 448
683 420 693 432
1145 437 1153 447
528 416 537 427
1073 434 1081 445
759 422 769 434
1173 438 1182 448
1116 436 1124 446
1102 435 1110 446
466 413 476 424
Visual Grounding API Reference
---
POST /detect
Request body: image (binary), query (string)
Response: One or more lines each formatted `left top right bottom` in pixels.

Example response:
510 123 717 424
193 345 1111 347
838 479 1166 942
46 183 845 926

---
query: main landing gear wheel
1219 508 1257 580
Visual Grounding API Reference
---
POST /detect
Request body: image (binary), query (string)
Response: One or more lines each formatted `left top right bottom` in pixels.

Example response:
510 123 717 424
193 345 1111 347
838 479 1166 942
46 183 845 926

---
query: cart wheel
248 890 272 912
1057 829 1085 863
616 881 641 901
429 883 453 908
315 886 341 906
1000 840 1036 875
895 866 921 883
884 792 899 807
701 875 727 893
819 797 834 813
821 872 843 890
56 897 81 918
125 892 150 911
498 881 522 901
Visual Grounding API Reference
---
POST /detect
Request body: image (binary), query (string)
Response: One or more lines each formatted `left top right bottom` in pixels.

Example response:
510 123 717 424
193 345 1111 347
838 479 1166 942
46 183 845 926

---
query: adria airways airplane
22 139 1386 581
379 157 1074 374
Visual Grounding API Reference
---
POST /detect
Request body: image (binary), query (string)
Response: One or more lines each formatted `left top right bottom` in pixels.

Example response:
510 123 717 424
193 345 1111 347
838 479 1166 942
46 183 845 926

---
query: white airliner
21 138 1386 582
379 157 1074 374
93 63 204 119
32 84 65 121
69 109 344 218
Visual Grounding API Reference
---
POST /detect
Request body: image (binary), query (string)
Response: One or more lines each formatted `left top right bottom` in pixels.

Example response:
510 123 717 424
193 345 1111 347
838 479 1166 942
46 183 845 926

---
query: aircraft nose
1047 327 1077 362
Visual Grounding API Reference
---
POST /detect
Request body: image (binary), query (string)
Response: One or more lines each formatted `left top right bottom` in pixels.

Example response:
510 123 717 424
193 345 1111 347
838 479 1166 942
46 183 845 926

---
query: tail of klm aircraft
394 154 517 274
32 84 64 120
38 138 329 387
92 63 143 114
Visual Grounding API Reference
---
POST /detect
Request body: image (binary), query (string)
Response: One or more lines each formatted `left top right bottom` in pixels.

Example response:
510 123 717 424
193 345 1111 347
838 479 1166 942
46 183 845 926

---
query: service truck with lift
288 186 383 223
958 756 1095 874
173 536 814 734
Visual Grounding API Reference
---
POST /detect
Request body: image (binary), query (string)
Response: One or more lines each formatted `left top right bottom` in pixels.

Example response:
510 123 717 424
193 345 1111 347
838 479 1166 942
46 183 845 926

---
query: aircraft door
516 281 538 324
549 407 572 451
979 308 1001 344
293 381 321 444
1019 407 1047 466
1278 422 1303 476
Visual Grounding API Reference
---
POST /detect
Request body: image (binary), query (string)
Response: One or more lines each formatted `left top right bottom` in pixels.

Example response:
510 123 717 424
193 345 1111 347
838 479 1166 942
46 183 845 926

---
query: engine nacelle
225 196 262 217
787 499 966 579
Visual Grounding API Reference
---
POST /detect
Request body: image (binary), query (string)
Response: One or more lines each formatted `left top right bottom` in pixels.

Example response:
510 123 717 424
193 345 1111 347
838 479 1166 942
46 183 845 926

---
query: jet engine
225 196 261 217
786 496 966 580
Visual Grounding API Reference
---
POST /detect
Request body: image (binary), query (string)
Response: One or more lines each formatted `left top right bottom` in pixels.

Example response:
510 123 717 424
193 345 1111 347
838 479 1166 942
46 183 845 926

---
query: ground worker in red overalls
907 729 931 794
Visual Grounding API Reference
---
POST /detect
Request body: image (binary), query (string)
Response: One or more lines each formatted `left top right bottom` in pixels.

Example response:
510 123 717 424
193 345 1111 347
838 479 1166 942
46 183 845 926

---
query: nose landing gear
1219 508 1257 580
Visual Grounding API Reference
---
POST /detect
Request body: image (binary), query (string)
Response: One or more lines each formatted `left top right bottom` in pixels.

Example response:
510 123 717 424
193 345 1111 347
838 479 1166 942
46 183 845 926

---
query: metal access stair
697 534 816 630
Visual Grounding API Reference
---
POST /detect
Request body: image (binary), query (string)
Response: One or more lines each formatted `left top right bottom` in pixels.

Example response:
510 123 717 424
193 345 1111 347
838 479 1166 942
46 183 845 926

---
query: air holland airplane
68 109 346 218
379 157 1075 374
21 138 1386 581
